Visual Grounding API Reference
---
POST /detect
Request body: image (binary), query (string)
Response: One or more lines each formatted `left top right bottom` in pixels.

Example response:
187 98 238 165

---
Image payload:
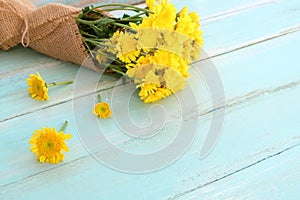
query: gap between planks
186 79 300 121
203 23 300 61
171 137 300 199
201 0 282 23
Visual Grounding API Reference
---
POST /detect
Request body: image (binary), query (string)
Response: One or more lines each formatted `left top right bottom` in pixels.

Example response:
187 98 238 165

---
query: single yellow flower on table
26 72 73 101
29 121 72 164
93 95 112 118
26 72 48 101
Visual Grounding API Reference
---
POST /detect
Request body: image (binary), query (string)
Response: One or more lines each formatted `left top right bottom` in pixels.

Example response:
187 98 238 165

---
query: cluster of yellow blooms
105 0 203 103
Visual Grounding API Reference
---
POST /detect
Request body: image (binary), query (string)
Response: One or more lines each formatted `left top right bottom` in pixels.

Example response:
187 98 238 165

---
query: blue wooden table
1 0 300 199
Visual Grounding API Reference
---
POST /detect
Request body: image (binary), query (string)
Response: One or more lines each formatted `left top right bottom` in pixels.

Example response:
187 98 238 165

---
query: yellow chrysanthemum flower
135 54 152 65
175 7 203 45
26 72 48 101
26 72 73 101
129 63 154 81
125 52 189 103
158 29 186 57
119 50 140 64
151 0 177 29
150 50 190 78
94 102 112 118
109 31 140 63
178 6 188 16
29 123 72 164
164 68 186 93
144 70 160 84
131 0 177 30
136 28 160 50
126 54 154 83
138 83 172 103
146 0 155 10
106 31 120 54
192 42 202 61
189 12 200 24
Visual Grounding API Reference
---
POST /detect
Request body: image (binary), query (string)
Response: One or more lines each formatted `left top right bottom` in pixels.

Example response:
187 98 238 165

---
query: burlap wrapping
0 0 101 72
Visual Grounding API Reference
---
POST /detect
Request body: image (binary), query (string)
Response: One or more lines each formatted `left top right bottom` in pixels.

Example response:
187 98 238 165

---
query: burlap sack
0 0 101 72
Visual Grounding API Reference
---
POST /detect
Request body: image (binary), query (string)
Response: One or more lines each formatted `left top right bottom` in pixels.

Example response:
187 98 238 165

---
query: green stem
126 12 149 19
112 22 136 31
86 4 153 14
91 38 110 42
115 18 142 22
76 18 114 25
59 121 68 132
47 81 73 87
98 94 102 102
108 66 127 76
83 38 107 47
90 24 106 34
101 8 147 13
93 51 120 63
79 30 98 38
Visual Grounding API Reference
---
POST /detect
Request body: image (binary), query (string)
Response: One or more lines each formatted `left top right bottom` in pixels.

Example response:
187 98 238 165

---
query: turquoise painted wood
178 144 300 200
1 0 300 199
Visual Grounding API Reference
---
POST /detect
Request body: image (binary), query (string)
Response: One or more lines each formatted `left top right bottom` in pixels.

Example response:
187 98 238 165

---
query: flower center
43 140 54 151
36 84 40 92
99 106 107 114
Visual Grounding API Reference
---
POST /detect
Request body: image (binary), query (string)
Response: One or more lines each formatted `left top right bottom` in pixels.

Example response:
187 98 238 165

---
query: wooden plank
176 144 300 199
0 47 53 75
202 0 300 54
1 27 300 195
173 0 279 21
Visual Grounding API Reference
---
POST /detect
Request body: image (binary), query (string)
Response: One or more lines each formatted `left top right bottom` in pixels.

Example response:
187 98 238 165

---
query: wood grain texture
177 143 300 200
1 0 300 199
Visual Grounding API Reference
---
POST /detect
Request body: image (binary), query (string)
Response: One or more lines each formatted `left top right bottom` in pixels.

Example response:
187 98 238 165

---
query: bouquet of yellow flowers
0 0 203 103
